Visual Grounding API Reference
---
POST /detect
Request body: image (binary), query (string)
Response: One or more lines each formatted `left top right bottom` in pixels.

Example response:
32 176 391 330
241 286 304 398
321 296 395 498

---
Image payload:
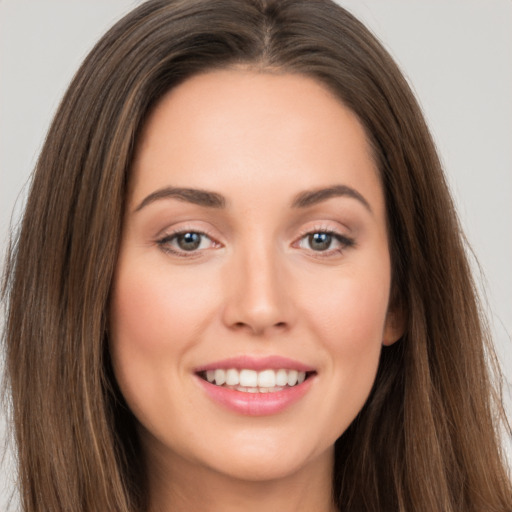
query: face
109 70 402 486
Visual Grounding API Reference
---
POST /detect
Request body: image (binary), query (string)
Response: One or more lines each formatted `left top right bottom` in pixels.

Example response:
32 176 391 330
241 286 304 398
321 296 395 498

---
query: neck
145 444 337 512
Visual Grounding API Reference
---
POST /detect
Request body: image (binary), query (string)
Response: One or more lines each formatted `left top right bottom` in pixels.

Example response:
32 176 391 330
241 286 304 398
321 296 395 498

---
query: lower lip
196 375 314 416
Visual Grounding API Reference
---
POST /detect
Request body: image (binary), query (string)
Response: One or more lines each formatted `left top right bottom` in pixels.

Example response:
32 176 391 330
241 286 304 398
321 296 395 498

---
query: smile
199 368 311 393
195 356 316 414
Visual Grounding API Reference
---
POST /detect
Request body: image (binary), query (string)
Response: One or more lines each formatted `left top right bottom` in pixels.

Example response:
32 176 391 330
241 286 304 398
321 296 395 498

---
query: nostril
231 320 288 334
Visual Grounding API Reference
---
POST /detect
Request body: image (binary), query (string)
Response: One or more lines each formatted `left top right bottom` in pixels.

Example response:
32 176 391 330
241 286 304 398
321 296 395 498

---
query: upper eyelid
158 227 346 242
155 223 353 246
157 225 217 241
160 232 217 247
157 228 218 246
294 224 348 239
296 230 353 244
294 225 356 250
156 230 219 258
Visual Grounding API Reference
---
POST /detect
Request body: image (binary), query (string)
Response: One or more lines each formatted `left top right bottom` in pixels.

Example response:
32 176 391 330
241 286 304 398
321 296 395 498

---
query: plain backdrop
1 1 511 509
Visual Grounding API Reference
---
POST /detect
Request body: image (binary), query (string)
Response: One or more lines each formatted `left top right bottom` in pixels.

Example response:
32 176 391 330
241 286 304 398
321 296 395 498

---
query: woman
2 0 511 511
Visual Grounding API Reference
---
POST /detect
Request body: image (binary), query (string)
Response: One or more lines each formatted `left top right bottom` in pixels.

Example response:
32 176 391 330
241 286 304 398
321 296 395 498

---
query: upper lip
194 355 316 373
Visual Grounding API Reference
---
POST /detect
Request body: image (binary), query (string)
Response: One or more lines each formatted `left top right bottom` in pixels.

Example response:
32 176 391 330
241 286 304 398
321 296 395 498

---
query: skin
109 69 403 512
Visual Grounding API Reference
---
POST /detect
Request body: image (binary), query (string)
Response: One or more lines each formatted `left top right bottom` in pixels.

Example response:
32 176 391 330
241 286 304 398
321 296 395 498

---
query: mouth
197 368 316 393
195 357 317 415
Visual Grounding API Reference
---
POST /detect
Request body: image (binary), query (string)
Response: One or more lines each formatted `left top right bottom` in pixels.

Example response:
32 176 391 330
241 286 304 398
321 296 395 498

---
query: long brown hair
2 0 511 510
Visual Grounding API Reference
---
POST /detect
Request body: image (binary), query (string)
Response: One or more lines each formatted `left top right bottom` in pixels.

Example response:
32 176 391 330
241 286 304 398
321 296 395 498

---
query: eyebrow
134 184 372 213
291 185 372 213
134 186 226 212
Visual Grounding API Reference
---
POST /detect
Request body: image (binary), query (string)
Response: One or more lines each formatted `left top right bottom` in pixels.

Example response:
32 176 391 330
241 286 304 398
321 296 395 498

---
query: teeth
287 370 298 386
215 368 226 385
258 369 275 388
226 368 239 386
240 369 258 387
203 368 310 391
276 369 288 386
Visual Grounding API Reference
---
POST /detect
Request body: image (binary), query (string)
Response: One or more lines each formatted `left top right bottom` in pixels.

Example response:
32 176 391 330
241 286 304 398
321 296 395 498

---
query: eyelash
156 228 219 257
156 227 355 258
293 227 356 257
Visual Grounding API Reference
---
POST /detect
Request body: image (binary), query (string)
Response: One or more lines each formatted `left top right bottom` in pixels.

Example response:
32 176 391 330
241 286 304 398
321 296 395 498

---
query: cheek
299 261 391 426
330 285 387 372
107 260 217 414
305 265 391 350
109 262 215 357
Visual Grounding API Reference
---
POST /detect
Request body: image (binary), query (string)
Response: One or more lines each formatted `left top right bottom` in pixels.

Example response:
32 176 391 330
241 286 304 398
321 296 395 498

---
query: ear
382 305 405 346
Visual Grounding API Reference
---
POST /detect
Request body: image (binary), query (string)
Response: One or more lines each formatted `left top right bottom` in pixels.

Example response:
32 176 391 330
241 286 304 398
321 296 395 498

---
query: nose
221 242 295 336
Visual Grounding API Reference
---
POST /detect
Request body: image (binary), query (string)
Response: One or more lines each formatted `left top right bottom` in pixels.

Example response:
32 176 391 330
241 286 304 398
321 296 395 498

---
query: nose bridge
222 232 292 335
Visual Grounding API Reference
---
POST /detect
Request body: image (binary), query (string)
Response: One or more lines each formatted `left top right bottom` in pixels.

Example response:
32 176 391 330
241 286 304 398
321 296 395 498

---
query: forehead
129 69 383 215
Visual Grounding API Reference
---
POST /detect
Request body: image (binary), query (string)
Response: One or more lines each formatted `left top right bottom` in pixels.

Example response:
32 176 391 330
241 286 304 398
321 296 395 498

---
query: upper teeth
205 368 306 388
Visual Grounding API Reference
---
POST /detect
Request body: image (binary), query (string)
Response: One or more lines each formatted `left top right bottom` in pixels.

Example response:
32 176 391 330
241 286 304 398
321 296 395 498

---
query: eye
157 230 217 256
296 230 355 254
304 232 334 251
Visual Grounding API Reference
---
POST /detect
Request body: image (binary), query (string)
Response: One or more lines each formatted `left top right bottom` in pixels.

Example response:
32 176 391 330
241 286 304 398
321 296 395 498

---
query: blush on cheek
110 277 166 351
108 275 180 427
312 280 389 345
110 267 207 353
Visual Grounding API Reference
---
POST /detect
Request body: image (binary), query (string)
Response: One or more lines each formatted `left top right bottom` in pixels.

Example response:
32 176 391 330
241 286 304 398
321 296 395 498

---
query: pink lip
194 355 316 416
194 355 315 372
196 375 315 416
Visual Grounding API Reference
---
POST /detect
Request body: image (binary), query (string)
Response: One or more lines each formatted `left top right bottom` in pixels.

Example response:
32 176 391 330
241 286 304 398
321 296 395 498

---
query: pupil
178 232 201 251
309 232 331 251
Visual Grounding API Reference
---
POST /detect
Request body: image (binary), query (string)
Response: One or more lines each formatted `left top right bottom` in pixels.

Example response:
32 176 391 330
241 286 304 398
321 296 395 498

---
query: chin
191 429 336 484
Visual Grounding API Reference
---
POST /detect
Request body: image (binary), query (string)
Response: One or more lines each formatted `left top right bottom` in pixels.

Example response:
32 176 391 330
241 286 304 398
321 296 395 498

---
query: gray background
1 1 511 509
